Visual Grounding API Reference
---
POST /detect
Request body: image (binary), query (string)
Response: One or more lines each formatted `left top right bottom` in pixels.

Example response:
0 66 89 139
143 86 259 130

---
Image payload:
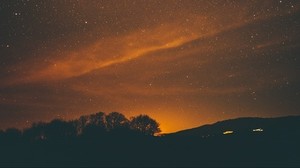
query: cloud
1 1 300 132
5 4 294 86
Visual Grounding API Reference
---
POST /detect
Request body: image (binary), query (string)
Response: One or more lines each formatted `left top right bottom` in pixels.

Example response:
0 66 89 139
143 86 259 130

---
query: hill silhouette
166 116 300 138
0 113 299 167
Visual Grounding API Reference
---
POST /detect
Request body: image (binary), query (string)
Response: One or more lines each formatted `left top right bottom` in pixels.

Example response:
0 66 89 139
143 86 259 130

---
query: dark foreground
1 116 300 167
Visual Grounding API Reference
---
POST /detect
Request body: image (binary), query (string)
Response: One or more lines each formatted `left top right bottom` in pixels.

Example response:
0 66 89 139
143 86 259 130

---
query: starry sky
0 0 300 133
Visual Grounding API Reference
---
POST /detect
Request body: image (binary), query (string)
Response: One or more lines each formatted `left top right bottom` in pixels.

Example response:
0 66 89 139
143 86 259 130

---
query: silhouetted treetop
74 112 106 135
130 114 161 136
89 112 106 127
106 112 129 131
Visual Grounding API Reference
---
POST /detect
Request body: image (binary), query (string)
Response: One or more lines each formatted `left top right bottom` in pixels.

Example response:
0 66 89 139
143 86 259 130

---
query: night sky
0 0 300 133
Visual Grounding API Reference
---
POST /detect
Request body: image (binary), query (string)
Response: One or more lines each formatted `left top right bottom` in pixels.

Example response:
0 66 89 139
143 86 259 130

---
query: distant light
223 130 233 135
253 128 263 132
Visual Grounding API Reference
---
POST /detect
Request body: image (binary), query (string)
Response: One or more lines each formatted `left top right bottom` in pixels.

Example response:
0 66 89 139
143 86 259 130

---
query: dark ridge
0 113 299 167
166 115 300 137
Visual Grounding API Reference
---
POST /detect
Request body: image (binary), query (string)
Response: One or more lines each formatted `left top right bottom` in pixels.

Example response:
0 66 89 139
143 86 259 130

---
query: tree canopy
6 111 161 142
130 115 161 136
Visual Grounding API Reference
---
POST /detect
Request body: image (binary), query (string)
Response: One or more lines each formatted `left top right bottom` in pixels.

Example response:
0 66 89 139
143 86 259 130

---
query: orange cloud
5 13 262 86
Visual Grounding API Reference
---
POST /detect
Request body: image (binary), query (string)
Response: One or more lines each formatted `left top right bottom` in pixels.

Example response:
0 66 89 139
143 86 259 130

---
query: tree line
0 112 161 143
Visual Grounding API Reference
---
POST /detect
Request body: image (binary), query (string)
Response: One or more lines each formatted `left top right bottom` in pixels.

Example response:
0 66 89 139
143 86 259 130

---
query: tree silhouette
47 119 77 139
89 112 106 128
74 115 90 135
2 128 22 142
106 112 129 131
81 112 107 138
23 122 47 141
130 115 161 136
